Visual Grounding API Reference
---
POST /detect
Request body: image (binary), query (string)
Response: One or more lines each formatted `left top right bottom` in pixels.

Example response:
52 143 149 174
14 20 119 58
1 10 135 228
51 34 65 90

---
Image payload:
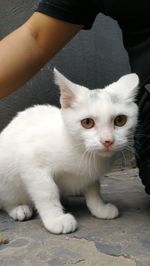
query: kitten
0 69 139 234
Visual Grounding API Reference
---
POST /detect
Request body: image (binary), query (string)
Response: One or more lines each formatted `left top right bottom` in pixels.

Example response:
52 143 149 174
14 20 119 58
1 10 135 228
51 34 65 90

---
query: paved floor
0 168 150 266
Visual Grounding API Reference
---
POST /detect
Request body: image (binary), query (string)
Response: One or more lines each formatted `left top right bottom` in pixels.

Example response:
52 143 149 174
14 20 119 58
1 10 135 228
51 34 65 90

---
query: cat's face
54 69 139 157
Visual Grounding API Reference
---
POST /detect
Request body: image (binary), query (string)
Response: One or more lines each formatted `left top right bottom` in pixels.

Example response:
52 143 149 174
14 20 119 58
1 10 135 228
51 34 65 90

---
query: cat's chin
95 150 115 158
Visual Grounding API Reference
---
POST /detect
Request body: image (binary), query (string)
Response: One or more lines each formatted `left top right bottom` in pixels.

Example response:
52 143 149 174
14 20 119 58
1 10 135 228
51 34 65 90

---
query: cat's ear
117 73 139 100
54 68 88 108
106 73 139 101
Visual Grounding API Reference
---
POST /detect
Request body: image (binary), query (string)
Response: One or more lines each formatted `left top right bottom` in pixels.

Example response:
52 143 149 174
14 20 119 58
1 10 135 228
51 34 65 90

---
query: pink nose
101 140 114 149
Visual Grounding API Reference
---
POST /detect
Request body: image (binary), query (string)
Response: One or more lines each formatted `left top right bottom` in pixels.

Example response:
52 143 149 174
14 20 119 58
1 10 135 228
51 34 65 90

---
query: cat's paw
91 203 119 220
101 203 119 219
44 213 77 234
8 205 33 221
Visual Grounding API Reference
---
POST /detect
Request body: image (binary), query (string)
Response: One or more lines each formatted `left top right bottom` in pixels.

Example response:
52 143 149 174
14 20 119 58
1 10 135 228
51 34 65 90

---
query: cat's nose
101 139 114 148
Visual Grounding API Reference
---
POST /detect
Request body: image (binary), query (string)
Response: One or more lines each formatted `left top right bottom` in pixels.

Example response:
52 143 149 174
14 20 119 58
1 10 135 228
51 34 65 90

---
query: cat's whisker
127 143 134 147
126 144 135 150
83 148 96 179
120 150 128 168
72 142 84 149
88 151 92 179
135 145 150 154
77 147 91 175
85 149 92 179
135 133 150 138
93 152 98 174
77 149 88 171
123 149 135 155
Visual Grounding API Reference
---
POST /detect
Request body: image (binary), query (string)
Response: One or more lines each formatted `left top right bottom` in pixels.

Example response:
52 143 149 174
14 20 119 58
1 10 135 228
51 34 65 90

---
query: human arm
0 12 81 99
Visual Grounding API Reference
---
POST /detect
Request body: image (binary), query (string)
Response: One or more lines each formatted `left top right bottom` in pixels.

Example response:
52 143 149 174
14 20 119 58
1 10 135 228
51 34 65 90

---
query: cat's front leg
84 181 119 219
21 167 77 234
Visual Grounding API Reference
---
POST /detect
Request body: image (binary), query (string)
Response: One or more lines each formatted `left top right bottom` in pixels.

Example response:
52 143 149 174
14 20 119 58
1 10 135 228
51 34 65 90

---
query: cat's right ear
54 68 86 108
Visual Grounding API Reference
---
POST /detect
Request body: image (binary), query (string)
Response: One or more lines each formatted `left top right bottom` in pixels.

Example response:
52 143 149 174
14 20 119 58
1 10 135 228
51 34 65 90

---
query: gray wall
0 0 130 130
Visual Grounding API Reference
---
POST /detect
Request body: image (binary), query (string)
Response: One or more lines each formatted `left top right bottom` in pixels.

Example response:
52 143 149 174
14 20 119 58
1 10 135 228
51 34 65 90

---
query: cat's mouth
93 148 115 157
101 149 114 157
87 143 121 157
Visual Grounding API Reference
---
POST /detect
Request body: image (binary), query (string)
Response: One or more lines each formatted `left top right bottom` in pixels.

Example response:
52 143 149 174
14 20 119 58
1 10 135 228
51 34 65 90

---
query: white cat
0 70 139 234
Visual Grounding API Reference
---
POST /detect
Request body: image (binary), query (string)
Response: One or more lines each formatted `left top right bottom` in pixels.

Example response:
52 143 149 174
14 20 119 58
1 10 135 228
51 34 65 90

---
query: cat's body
0 105 107 197
0 70 139 234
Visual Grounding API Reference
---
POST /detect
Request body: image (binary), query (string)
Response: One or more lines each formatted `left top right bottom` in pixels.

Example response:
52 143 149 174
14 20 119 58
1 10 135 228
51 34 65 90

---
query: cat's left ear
54 68 88 108
106 73 139 101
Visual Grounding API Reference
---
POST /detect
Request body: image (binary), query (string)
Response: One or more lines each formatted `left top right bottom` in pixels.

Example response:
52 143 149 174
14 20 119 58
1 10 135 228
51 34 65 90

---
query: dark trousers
135 85 150 194
126 37 150 194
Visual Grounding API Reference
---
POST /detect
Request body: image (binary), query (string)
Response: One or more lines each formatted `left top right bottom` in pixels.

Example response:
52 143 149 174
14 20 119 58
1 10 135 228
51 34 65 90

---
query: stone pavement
0 168 150 266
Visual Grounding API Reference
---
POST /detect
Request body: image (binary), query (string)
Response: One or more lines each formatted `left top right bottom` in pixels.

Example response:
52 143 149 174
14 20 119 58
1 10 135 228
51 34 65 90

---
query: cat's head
54 69 139 157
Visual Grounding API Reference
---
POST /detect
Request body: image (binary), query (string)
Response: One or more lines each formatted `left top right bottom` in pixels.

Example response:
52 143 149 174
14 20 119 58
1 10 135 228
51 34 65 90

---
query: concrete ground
0 167 150 266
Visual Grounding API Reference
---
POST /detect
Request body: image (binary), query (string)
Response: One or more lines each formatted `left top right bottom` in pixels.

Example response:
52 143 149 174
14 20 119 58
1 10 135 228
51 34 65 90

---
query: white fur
0 70 139 234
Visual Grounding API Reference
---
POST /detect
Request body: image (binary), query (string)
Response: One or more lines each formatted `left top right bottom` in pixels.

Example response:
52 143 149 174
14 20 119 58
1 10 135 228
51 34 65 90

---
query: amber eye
114 115 127 127
81 118 95 129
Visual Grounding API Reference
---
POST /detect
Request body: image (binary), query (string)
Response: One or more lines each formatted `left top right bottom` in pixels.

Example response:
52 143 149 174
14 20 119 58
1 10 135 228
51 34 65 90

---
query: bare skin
0 12 81 99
